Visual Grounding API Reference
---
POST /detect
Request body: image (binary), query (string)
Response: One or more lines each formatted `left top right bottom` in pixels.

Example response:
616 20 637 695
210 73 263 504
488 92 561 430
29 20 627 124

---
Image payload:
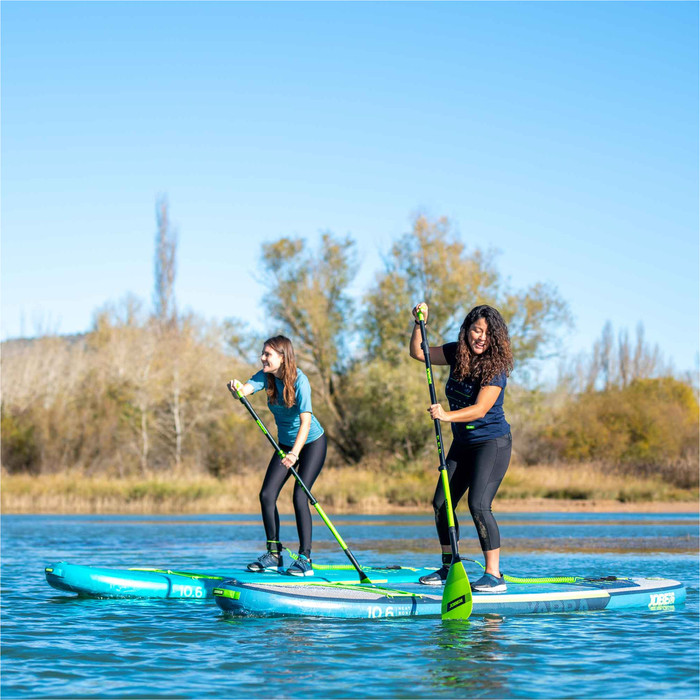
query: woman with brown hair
410 303 514 592
232 335 326 577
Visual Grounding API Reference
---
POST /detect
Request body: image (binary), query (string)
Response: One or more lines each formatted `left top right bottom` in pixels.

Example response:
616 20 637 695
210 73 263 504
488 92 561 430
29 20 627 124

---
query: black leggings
259 434 327 556
432 432 512 552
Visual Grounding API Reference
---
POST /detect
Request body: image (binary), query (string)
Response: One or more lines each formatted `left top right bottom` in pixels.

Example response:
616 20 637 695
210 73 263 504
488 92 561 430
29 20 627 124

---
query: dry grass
2 461 697 514
500 462 696 503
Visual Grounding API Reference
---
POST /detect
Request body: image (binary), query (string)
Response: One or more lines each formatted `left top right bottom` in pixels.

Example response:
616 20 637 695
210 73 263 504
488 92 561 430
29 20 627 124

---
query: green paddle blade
441 561 473 619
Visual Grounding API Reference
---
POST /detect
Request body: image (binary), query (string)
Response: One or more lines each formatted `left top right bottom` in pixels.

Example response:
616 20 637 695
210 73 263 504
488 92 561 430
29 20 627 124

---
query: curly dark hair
453 305 513 386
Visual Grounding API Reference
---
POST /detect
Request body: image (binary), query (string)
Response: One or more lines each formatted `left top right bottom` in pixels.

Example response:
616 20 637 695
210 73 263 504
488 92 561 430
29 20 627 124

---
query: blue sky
2 1 698 380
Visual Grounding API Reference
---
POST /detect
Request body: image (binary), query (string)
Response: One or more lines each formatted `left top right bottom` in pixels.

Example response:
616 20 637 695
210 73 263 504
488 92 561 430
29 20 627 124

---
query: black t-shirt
442 342 510 444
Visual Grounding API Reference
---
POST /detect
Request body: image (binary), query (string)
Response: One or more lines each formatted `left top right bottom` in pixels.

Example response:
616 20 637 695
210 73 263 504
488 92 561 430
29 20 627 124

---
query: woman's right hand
412 302 429 324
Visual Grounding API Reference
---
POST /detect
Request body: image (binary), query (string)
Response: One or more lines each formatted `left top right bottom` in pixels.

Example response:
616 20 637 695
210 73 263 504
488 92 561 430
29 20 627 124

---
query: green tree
1 405 40 474
259 232 363 462
360 214 571 458
363 213 571 366
544 377 698 483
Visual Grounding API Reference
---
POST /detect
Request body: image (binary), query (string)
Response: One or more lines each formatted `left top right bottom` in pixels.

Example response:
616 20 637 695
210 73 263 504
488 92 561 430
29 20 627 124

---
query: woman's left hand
428 403 450 422
282 452 298 469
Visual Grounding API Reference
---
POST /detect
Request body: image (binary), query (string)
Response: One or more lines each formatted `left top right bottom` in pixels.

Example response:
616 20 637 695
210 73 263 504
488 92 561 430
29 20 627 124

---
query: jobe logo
649 592 675 607
447 595 466 612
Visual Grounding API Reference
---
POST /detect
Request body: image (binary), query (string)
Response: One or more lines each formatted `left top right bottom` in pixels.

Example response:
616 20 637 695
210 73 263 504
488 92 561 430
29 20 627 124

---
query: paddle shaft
232 386 372 584
416 314 461 565
415 312 472 619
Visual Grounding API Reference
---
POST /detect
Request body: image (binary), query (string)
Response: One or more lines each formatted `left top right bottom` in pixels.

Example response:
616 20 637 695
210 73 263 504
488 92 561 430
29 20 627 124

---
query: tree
363 214 571 368
259 232 364 462
561 321 672 393
90 297 159 476
153 195 178 329
359 213 571 459
151 316 227 473
545 377 698 476
151 196 187 468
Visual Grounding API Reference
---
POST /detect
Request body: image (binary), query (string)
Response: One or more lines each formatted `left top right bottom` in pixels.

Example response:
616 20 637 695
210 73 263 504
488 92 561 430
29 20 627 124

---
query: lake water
2 512 698 698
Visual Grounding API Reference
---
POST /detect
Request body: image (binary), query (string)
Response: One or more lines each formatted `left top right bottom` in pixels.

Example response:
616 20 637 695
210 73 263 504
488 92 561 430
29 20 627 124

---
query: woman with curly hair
410 303 513 592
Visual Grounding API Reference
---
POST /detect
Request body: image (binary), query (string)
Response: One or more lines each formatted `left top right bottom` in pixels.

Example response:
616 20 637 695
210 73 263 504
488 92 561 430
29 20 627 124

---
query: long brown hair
263 336 298 408
453 305 513 386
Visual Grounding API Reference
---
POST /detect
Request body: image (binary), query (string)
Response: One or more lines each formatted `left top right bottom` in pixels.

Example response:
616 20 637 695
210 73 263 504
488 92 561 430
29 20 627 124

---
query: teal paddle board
44 561 435 599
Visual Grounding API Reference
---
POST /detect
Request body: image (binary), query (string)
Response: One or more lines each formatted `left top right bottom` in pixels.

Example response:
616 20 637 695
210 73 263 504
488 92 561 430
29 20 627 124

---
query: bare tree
153 196 178 329
564 321 673 393
151 195 184 468
599 321 614 390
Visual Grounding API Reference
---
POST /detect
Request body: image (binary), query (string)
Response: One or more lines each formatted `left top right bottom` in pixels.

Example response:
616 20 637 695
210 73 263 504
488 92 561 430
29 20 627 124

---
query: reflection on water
428 616 511 695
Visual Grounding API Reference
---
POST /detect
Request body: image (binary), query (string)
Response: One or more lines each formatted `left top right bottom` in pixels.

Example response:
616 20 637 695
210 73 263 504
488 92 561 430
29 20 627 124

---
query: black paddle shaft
416 316 461 564
418 318 448 471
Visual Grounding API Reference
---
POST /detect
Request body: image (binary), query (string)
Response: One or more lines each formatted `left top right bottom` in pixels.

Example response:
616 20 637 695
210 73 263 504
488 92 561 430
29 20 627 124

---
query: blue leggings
259 434 327 557
432 433 512 552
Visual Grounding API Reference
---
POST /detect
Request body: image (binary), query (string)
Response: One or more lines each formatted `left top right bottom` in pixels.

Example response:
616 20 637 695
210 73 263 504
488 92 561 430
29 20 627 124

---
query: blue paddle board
213 576 686 618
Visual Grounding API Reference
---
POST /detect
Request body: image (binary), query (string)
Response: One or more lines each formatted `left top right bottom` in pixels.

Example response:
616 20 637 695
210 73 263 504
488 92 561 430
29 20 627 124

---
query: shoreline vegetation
3 463 697 515
3 213 698 518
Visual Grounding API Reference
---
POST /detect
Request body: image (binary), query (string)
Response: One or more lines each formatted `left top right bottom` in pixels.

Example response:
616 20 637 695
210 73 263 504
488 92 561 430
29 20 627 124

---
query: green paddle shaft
228 381 372 585
415 309 472 619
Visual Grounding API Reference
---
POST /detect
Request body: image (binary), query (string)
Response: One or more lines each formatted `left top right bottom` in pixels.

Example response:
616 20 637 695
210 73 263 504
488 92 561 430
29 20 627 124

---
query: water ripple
2 514 698 698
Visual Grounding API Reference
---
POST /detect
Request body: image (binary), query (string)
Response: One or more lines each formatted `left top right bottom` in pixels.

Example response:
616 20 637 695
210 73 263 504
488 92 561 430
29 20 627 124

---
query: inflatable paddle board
213 576 686 618
44 561 434 599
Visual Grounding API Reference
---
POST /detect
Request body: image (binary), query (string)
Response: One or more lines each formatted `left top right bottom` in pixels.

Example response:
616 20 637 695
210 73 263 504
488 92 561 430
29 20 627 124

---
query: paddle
415 307 473 620
227 379 373 585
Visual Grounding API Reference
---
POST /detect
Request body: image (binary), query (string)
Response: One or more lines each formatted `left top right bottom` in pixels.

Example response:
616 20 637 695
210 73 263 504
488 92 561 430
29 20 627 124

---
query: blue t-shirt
442 342 510 444
247 368 324 446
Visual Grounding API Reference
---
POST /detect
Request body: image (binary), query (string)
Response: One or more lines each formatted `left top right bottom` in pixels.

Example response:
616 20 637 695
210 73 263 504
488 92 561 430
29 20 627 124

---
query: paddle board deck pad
44 561 436 599
213 577 686 618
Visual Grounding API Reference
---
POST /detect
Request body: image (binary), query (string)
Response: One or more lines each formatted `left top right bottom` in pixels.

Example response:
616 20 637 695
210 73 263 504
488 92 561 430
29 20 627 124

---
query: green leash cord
303 581 421 598
461 558 582 584
461 559 629 585
284 550 417 572
136 556 624 586
286 551 604 585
